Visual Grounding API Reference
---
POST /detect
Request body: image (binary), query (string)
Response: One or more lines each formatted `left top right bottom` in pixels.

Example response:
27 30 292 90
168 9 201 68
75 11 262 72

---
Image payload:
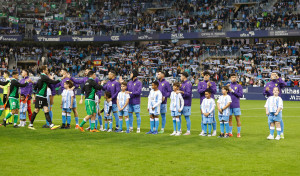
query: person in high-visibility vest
1 71 11 124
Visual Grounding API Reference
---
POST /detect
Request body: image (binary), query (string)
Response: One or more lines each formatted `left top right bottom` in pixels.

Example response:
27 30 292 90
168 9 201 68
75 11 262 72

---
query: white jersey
47 88 52 107
201 98 215 117
104 100 112 116
62 89 74 109
264 96 283 113
170 91 184 112
20 101 28 113
217 95 232 116
117 91 130 111
148 89 162 114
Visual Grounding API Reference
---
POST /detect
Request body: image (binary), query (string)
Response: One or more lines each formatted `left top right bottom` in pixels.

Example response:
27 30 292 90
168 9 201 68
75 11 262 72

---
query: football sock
113 112 119 128
203 124 207 134
90 120 95 130
105 122 108 130
237 126 241 134
125 118 129 131
150 118 154 132
208 124 212 134
0 108 4 116
220 122 224 134
30 112 37 124
75 117 79 125
154 118 159 131
213 121 217 131
277 128 281 136
5 112 12 120
95 118 98 129
225 122 229 134
270 126 275 135
119 118 123 131
67 115 71 125
109 121 112 130
13 114 18 125
185 116 191 131
98 115 102 126
80 118 87 127
49 110 53 120
161 113 166 129
280 120 284 134
176 118 181 132
136 113 141 129
129 112 133 128
229 126 233 134
172 117 176 131
62 113 66 124
45 112 52 125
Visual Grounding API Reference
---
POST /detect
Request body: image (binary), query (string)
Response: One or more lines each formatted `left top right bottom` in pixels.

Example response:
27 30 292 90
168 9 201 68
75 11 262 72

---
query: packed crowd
4 0 300 36
1 39 299 88
231 0 300 31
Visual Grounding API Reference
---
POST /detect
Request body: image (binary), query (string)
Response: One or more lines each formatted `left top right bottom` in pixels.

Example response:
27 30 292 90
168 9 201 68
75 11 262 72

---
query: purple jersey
263 78 286 97
228 82 243 108
103 78 120 104
127 78 142 105
158 79 172 104
180 80 192 106
197 80 217 104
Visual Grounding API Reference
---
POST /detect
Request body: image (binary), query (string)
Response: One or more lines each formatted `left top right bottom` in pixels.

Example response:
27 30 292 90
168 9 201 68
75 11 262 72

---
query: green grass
0 96 299 176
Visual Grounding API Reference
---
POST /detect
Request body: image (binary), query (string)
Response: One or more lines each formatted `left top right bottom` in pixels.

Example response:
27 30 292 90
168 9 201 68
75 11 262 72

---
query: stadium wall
1 30 300 42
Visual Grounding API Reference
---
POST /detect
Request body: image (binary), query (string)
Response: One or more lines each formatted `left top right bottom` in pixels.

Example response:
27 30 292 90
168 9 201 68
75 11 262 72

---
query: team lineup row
0 67 286 140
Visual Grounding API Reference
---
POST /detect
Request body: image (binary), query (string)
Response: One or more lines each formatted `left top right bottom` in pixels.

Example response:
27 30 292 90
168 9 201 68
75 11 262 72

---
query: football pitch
0 96 299 176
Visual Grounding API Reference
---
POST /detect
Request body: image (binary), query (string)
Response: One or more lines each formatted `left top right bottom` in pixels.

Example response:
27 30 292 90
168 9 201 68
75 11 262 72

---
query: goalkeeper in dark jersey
28 66 61 130
78 71 104 132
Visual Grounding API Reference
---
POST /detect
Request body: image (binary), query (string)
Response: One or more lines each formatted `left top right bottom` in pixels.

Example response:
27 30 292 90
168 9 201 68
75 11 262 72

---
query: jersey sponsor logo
134 83 136 86
112 84 114 87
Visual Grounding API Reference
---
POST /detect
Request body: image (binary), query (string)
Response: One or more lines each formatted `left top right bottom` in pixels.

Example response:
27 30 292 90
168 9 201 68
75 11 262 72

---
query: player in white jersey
60 81 74 129
217 86 232 138
200 90 215 136
117 82 130 133
100 91 113 132
169 82 184 136
147 81 162 135
18 94 28 127
265 87 283 140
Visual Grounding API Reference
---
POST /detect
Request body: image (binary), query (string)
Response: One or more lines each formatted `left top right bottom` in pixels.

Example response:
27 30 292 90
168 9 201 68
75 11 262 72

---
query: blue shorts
160 104 167 113
72 98 77 108
230 108 241 116
62 108 72 113
218 115 229 122
112 104 118 112
105 116 112 120
20 112 26 120
119 110 129 117
182 106 191 116
171 111 181 117
268 112 282 123
128 104 140 113
202 114 214 124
